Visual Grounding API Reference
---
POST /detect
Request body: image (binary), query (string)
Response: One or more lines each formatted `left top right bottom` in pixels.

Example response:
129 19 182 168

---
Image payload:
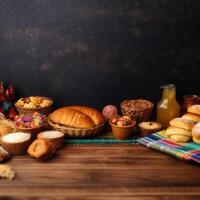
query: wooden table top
0 144 200 200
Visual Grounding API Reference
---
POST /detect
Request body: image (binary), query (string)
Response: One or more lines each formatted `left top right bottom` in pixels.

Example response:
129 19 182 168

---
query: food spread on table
0 80 200 180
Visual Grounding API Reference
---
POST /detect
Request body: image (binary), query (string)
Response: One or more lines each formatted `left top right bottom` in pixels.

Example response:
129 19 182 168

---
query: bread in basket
15 96 53 116
48 106 105 138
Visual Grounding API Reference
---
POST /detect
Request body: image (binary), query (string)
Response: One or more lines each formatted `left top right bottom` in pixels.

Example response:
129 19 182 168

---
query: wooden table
0 144 200 200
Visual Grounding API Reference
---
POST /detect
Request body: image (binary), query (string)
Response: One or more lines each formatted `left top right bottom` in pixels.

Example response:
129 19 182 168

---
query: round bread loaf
182 113 200 123
187 105 200 115
165 126 192 136
169 118 195 131
192 122 200 144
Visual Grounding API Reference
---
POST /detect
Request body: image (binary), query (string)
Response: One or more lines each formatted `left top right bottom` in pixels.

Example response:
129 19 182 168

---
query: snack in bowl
1 132 32 155
109 116 136 140
120 99 154 122
15 112 46 134
28 139 55 160
15 96 53 115
48 106 105 138
37 131 64 150
138 122 162 136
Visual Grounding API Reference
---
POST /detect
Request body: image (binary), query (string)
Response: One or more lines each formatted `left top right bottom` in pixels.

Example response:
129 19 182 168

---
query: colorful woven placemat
64 132 137 145
137 131 200 165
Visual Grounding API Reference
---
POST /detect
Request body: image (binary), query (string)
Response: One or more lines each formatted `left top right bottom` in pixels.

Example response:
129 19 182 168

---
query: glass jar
157 84 180 129
181 95 200 115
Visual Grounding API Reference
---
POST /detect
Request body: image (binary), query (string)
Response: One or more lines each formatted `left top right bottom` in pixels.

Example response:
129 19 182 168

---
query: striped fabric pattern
137 131 200 165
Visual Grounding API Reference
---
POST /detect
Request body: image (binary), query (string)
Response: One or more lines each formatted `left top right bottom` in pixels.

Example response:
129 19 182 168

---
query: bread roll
170 135 191 143
182 113 200 123
165 126 192 137
68 106 105 125
192 122 200 144
49 107 95 129
188 105 200 115
169 118 195 131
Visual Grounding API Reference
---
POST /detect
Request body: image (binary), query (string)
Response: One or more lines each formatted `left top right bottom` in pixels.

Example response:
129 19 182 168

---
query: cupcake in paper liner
1 132 32 155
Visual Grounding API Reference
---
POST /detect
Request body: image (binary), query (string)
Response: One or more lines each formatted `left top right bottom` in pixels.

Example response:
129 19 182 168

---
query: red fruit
7 107 17 120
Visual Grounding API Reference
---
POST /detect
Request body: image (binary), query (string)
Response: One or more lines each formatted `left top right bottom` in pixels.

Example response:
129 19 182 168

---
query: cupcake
1 132 32 155
37 131 64 150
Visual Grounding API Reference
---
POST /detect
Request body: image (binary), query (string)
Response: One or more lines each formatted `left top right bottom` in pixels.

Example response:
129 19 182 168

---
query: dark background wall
0 0 200 109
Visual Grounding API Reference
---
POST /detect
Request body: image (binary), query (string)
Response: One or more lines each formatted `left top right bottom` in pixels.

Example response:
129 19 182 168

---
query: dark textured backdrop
0 0 200 109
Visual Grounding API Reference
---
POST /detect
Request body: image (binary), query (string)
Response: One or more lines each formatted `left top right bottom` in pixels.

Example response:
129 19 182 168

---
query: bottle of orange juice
157 84 180 129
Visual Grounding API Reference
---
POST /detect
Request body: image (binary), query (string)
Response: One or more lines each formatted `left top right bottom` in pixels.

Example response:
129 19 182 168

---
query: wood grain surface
0 144 200 200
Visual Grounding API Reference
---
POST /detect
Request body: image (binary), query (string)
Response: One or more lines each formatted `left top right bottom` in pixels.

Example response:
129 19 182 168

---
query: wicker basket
47 117 105 138
120 99 154 122
15 97 53 116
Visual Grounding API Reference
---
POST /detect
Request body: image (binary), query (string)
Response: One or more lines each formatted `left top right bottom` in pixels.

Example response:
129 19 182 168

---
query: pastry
170 135 191 143
169 118 195 131
0 120 15 138
187 105 200 115
0 124 13 138
138 122 162 135
0 165 15 180
166 125 191 142
0 146 11 162
67 106 105 125
37 131 64 150
1 132 32 155
28 139 55 160
192 122 200 144
182 113 200 123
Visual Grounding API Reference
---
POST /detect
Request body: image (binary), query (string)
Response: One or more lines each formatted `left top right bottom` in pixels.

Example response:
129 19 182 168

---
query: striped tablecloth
137 131 200 165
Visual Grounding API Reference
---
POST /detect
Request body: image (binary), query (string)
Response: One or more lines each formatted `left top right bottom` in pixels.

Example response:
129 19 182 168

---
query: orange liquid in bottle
157 84 180 129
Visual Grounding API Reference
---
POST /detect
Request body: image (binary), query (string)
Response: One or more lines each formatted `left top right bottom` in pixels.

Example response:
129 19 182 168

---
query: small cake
169 118 195 131
28 139 55 160
182 113 200 123
0 165 15 180
0 146 11 162
138 122 162 136
37 131 64 150
1 132 32 155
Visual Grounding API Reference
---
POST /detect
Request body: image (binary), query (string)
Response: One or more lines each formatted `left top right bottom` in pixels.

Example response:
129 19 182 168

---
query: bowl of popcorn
15 112 46 135
15 96 53 116
109 116 136 140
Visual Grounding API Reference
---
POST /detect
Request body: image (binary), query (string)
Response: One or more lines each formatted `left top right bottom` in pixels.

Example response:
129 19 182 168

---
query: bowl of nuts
15 96 53 116
109 116 136 140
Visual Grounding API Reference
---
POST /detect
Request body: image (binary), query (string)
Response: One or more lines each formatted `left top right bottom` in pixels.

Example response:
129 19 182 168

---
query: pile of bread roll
166 105 200 143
